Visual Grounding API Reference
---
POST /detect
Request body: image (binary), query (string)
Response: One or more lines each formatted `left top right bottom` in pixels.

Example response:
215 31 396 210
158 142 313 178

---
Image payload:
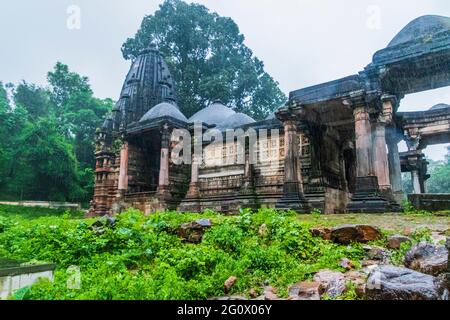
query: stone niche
0 258 56 299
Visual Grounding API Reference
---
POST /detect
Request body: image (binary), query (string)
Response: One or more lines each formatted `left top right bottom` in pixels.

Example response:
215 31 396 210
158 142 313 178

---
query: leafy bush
0 206 369 300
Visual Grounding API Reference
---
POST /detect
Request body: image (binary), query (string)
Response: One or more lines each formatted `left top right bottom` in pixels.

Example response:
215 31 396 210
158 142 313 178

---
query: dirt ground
298 213 450 236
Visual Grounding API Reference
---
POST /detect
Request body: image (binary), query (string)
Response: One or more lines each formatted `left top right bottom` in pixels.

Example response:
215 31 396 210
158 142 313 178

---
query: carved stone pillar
118 141 129 192
346 104 390 213
186 153 200 198
387 136 404 204
178 129 202 212
411 170 421 194
354 106 374 177
387 138 402 192
372 122 390 190
157 124 171 196
243 141 253 190
276 119 310 212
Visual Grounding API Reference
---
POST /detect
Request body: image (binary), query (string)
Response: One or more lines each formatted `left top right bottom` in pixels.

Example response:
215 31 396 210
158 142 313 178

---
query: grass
298 213 450 235
0 204 84 220
0 205 448 300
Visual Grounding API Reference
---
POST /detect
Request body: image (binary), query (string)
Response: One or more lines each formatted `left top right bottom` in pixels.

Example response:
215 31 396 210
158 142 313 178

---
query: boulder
224 276 237 293
361 260 379 268
404 242 448 276
90 215 116 234
331 225 382 244
310 227 332 241
178 219 212 243
430 232 446 245
263 286 281 300
366 265 449 300
288 281 321 300
313 270 346 299
387 235 412 249
367 246 391 263
248 288 258 299
340 258 355 270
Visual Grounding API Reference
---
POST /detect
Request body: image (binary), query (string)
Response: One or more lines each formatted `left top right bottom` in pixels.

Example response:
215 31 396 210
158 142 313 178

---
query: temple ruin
89 15 450 216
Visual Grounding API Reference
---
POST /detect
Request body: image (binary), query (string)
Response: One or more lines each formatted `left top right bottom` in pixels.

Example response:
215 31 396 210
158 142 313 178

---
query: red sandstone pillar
157 125 171 194
372 122 390 190
186 153 200 197
118 142 129 191
354 107 374 177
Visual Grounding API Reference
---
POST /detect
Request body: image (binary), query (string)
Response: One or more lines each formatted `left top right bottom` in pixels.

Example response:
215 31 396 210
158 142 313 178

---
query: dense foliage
122 0 287 119
0 206 369 300
0 64 113 204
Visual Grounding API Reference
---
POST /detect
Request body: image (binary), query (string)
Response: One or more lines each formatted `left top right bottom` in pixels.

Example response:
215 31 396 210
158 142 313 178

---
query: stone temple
89 15 450 216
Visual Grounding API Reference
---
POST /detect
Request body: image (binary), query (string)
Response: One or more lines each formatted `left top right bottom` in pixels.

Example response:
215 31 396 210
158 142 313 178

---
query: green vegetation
402 148 450 194
1 206 367 300
0 65 113 205
0 205 448 300
122 0 286 119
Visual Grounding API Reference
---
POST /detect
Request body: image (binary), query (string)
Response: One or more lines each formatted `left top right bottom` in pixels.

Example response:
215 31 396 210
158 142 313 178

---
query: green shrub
0 206 370 300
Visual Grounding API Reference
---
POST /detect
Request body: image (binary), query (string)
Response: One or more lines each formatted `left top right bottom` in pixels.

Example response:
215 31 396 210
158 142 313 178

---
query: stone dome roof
388 15 450 47
216 113 256 130
139 100 188 123
189 100 236 125
429 103 450 111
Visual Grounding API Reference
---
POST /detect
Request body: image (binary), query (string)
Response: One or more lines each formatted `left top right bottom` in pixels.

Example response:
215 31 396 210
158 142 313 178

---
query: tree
402 148 450 195
13 117 81 201
0 63 113 204
122 0 286 119
47 62 112 166
13 81 53 119
426 148 450 194
0 83 29 197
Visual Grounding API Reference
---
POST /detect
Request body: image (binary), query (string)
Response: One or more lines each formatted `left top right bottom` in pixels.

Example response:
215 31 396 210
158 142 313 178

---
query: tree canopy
0 64 113 204
122 0 286 120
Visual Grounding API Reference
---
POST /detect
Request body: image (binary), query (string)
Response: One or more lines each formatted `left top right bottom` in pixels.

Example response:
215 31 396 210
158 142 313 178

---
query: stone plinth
408 194 450 212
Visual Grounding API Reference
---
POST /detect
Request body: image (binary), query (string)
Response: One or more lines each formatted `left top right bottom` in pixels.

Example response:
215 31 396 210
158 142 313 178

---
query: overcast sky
1 0 449 160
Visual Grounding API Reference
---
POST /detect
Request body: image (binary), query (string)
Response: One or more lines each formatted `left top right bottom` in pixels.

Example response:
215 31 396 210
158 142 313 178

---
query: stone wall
408 194 450 211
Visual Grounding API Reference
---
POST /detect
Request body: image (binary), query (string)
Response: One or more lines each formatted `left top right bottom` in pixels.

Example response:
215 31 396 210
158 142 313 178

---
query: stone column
411 170 421 194
372 122 390 190
284 120 299 187
118 141 129 191
354 106 374 177
276 119 310 212
178 133 201 212
387 138 402 193
243 142 253 190
186 152 200 198
346 104 389 213
157 124 171 195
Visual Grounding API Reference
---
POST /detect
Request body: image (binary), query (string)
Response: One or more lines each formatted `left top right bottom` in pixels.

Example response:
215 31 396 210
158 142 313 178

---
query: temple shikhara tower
90 15 450 216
